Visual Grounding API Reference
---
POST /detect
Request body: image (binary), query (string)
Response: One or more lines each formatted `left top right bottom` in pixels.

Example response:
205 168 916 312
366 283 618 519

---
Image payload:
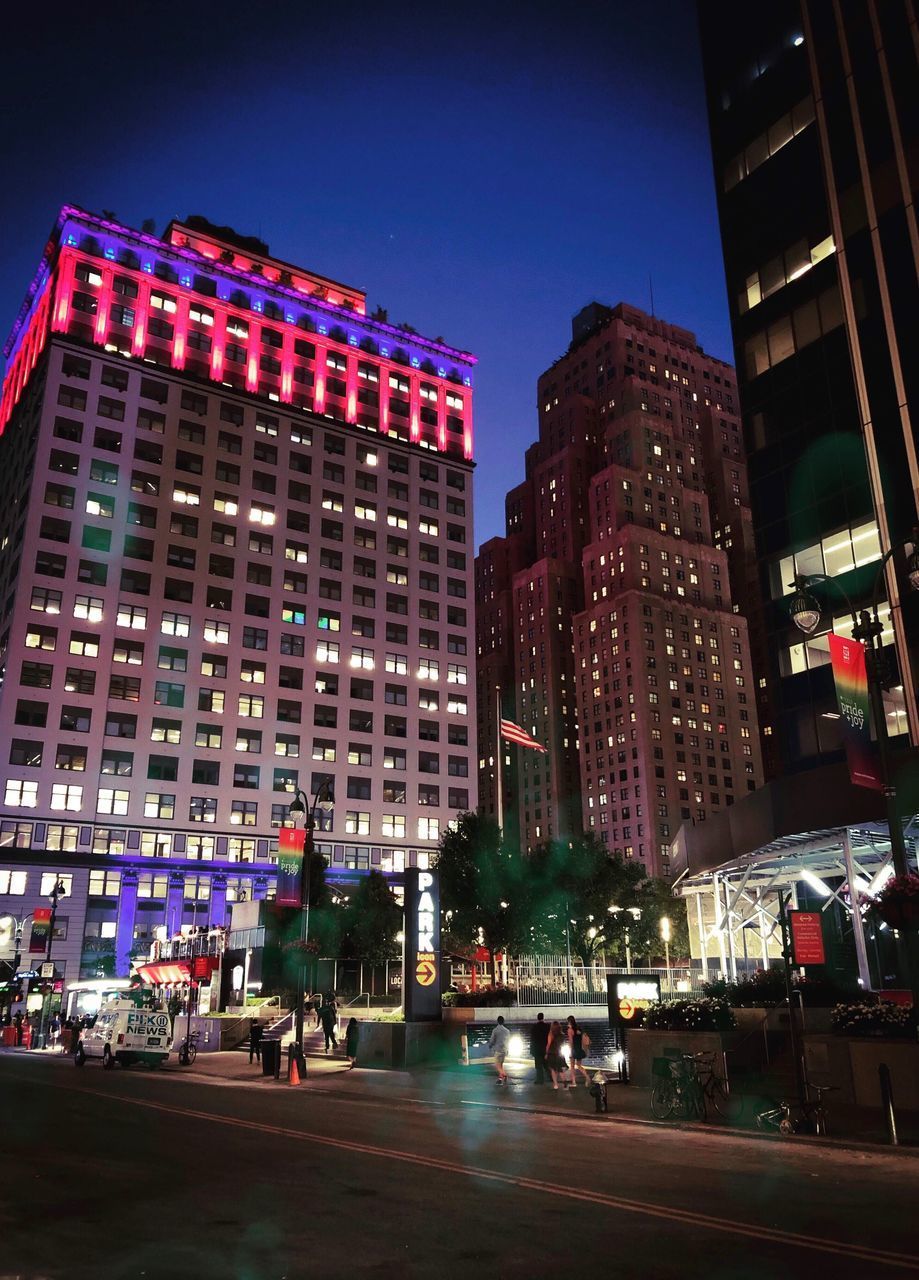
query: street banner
403 868 441 1022
607 973 661 1025
28 908 52 955
828 633 883 790
276 827 307 906
789 911 826 966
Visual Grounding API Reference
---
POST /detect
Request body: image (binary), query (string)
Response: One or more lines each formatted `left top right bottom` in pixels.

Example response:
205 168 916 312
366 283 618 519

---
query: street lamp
660 916 672 995
790 527 919 1002
288 777 335 1068
37 879 67 1049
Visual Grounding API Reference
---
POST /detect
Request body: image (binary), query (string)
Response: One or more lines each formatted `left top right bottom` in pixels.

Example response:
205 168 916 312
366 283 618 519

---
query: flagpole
495 684 504 833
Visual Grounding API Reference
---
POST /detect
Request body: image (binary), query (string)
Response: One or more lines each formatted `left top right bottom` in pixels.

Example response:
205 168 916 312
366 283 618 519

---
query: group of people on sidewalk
248 996 360 1069
489 1013 591 1089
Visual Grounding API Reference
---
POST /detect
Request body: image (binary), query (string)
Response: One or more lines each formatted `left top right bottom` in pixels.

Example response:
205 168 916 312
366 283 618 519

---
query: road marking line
54 1084 919 1271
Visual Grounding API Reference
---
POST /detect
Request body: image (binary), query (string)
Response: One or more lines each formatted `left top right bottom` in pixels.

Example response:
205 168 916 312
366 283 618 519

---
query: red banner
789 911 826 966
828 633 883 790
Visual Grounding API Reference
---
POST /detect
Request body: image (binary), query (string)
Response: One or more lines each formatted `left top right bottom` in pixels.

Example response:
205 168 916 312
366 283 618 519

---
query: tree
436 813 543 974
529 835 645 964
629 877 691 964
342 871 401 970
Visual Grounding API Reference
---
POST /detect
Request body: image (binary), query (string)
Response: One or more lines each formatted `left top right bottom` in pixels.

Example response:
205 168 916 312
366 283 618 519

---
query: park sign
607 973 661 1026
276 827 307 906
403 868 441 1022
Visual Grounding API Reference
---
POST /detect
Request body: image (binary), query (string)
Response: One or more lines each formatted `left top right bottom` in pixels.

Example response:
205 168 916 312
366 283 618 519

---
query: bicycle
755 1083 837 1137
693 1051 744 1123
650 1053 706 1120
177 1029 200 1066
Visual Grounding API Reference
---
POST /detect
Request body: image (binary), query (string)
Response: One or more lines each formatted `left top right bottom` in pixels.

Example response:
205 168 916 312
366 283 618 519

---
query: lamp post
789 528 919 1003
288 777 335 1066
38 880 67 1049
660 916 672 995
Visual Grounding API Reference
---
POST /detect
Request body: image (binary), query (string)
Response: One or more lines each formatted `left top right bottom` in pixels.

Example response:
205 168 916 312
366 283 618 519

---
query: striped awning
135 962 191 985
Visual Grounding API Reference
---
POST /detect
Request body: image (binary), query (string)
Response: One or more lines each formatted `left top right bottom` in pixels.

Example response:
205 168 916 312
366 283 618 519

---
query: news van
75 995 173 1070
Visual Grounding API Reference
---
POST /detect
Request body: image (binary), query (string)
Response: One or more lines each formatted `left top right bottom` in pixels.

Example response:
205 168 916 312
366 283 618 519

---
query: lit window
97 788 130 816
417 816 440 841
4 780 39 808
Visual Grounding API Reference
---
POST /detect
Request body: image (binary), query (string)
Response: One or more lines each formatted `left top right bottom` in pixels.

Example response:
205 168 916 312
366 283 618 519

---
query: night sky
1 1 731 548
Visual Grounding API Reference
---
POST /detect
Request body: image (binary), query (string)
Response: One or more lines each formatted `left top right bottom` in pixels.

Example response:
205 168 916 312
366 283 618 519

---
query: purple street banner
28 907 52 955
828 633 883 791
276 828 307 906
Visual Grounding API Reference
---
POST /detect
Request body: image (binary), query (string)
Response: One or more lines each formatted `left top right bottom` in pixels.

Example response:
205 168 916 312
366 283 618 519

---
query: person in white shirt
488 1015 511 1085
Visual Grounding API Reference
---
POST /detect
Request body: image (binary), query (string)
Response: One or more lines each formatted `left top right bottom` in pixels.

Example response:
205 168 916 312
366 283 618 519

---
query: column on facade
165 870 185 937
93 265 115 346
209 304 227 381
246 319 262 393
313 339 327 413
132 278 151 358
409 370 421 443
280 326 295 403
115 868 139 977
171 295 190 370
209 873 228 928
52 248 76 332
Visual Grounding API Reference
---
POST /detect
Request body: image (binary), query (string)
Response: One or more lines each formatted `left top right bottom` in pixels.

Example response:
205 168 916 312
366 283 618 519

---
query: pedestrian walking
545 1019 567 1090
319 998 338 1052
488 1015 510 1085
566 1015 591 1087
530 1012 550 1084
248 1019 264 1064
345 1017 360 1069
14 1012 23 1046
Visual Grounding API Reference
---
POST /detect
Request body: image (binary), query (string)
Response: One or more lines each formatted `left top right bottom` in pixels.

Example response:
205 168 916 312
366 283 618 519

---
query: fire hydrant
589 1071 608 1113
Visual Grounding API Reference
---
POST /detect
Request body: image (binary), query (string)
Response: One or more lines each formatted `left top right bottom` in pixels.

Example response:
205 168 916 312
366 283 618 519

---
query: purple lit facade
0 207 476 999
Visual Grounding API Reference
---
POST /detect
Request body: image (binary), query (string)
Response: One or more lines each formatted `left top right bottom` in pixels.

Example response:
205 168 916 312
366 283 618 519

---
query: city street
2 1052 918 1279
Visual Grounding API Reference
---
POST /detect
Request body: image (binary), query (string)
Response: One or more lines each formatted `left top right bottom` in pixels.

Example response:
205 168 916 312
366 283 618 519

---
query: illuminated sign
28 908 52 955
276 828 307 906
607 973 661 1025
403 869 441 1022
789 911 826 966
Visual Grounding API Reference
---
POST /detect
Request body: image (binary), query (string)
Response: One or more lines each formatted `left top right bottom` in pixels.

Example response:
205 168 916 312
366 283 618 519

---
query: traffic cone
289 1051 300 1086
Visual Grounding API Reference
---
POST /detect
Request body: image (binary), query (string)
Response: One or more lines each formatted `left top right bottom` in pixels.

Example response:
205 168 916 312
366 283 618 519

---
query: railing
457 956 706 1005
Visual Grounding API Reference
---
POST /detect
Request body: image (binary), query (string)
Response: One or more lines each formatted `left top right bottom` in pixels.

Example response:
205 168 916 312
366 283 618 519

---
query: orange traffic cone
289 1052 300 1086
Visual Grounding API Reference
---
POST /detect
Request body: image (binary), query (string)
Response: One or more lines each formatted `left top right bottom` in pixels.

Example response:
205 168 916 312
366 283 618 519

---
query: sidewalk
158 1047 919 1152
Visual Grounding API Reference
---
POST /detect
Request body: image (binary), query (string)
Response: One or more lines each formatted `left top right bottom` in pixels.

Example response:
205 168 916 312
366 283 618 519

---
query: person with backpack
566 1015 591 1087
319 998 338 1052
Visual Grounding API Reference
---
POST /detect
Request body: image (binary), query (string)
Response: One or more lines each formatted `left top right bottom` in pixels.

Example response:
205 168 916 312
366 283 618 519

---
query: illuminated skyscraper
476 302 762 875
0 206 476 998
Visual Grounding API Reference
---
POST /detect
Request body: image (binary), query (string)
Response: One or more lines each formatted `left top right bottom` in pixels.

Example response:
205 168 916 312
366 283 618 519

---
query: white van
76 996 173 1070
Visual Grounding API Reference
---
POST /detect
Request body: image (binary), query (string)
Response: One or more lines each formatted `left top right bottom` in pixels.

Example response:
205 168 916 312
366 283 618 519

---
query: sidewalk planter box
804 1034 919 1110
626 1029 727 1087
732 1007 833 1036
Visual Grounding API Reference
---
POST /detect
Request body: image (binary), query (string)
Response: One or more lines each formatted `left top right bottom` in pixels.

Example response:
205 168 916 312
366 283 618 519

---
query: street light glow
800 868 833 898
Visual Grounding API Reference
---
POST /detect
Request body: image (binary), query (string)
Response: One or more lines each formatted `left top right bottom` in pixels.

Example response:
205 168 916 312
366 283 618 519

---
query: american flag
500 718 547 753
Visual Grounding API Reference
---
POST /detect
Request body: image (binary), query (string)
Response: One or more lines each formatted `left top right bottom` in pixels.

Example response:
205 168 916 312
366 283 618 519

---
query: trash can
261 1038 281 1078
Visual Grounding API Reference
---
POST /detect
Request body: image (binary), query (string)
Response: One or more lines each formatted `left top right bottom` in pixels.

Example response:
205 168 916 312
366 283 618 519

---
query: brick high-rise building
0 205 476 1001
476 301 763 876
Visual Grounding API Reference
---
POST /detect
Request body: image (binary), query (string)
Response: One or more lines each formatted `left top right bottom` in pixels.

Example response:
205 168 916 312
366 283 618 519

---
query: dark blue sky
1 1 732 547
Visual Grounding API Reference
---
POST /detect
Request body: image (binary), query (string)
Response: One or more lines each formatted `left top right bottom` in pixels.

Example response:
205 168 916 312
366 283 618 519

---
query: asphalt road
1 1053 918 1280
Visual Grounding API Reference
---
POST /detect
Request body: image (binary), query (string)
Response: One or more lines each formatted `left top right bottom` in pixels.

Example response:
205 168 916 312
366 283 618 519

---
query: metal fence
507 955 706 1005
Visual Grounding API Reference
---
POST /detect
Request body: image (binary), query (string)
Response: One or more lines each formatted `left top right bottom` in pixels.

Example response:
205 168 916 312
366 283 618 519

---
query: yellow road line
57 1084 919 1272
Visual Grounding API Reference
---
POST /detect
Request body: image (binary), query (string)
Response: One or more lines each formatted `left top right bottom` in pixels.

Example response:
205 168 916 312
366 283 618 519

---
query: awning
136 962 191 985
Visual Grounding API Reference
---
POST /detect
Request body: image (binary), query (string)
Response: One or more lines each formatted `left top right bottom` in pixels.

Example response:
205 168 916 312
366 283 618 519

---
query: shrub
703 969 858 1008
831 1000 917 1038
441 985 516 1008
643 998 735 1033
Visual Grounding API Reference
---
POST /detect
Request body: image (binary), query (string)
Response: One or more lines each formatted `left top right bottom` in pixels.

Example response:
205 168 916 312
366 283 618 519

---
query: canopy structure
135 962 192 986
676 817 919 989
